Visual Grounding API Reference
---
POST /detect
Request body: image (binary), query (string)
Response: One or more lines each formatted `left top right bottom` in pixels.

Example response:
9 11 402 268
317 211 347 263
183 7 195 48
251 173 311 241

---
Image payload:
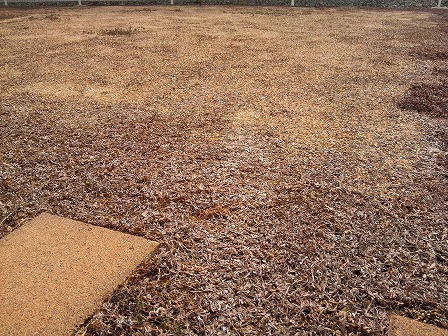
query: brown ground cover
0 5 447 335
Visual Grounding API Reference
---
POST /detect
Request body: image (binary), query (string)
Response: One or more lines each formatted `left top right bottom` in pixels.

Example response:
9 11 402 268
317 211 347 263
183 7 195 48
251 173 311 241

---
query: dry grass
0 5 447 335
100 26 140 35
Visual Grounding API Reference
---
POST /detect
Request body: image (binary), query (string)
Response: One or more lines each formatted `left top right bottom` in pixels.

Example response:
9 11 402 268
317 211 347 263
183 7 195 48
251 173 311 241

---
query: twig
0 209 17 227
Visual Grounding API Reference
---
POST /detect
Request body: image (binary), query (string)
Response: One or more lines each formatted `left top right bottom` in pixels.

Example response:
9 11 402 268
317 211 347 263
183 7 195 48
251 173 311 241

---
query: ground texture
389 315 448 336
0 213 157 336
0 5 447 335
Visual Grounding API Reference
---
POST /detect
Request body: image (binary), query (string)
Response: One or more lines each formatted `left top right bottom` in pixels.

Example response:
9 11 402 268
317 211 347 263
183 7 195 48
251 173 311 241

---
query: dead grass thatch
0 6 447 336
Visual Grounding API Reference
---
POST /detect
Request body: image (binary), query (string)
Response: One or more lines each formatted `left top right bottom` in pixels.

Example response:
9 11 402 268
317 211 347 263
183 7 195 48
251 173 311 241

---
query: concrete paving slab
0 213 158 336
389 314 448 336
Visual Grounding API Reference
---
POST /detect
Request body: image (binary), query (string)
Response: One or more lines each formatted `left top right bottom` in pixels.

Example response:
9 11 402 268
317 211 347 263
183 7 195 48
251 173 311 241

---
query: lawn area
0 5 447 335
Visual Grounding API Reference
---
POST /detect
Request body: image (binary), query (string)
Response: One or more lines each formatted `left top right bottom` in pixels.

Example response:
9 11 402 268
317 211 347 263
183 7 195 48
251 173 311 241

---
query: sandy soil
0 5 447 335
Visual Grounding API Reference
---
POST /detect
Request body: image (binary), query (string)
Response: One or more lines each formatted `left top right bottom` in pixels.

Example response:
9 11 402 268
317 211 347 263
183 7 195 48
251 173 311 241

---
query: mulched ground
0 6 447 335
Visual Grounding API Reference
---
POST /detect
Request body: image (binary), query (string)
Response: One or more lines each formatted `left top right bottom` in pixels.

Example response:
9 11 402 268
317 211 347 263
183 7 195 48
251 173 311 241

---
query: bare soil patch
0 6 447 335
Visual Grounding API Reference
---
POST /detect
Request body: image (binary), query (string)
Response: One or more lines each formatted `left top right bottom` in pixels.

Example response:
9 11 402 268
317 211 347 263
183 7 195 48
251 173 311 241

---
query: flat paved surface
389 315 448 336
0 213 158 336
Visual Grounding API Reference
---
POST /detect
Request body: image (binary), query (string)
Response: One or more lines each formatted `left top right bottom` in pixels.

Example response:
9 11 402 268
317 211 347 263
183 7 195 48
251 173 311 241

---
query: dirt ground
0 5 447 335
